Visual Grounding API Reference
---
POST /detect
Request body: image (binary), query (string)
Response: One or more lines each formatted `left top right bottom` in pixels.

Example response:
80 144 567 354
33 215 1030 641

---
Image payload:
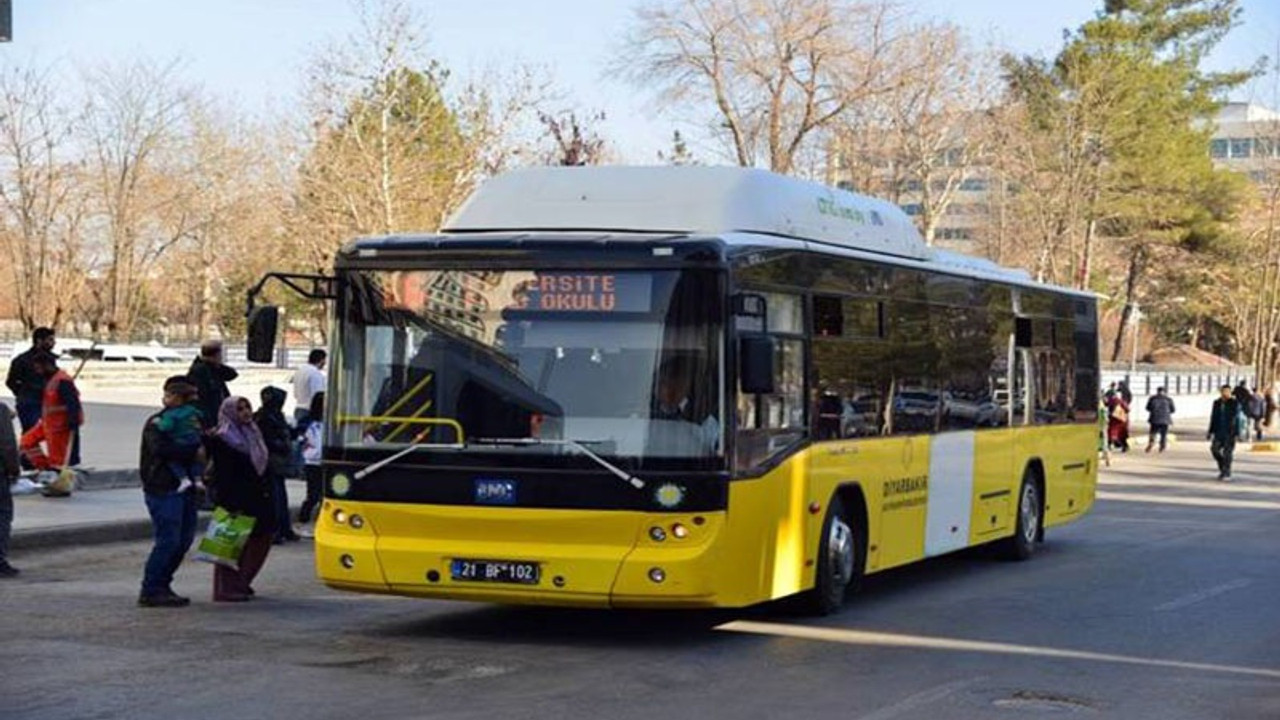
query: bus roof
351 166 1087 297
444 166 930 261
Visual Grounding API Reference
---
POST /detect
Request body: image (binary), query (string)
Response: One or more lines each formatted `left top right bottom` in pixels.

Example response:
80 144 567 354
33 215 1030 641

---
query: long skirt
213 533 272 601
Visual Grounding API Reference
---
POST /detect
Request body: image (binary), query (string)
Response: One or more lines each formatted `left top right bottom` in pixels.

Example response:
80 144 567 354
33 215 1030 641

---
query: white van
58 339 186 364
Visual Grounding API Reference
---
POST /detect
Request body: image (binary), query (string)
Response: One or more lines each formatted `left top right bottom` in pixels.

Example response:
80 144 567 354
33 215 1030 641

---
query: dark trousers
0 472 12 563
1147 424 1169 451
213 533 272 600
15 400 40 469
269 472 292 539
298 465 323 524
141 490 199 596
1211 437 1236 477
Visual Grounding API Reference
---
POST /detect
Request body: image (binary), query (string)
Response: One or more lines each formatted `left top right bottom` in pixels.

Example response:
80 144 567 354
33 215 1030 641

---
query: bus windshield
333 268 724 463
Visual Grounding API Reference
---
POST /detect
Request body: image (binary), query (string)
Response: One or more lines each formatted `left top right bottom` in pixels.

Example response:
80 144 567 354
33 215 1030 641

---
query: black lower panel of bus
322 455 729 513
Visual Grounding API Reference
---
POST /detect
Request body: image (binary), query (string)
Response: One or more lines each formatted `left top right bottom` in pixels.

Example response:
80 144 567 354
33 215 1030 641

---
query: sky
7 0 1280 162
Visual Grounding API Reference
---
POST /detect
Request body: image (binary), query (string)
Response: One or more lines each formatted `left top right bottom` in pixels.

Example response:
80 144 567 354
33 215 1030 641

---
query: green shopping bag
194 507 257 570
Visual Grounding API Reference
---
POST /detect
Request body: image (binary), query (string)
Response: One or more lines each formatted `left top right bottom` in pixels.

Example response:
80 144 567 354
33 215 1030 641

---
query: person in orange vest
19 351 84 470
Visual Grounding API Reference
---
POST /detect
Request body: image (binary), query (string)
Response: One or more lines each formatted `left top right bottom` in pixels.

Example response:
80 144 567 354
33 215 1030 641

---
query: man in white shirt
292 349 327 425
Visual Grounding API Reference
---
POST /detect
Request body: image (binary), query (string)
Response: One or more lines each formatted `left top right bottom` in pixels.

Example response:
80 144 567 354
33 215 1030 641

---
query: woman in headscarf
208 396 276 602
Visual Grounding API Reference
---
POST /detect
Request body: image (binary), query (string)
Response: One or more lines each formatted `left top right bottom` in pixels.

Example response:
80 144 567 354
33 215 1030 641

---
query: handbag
193 506 257 570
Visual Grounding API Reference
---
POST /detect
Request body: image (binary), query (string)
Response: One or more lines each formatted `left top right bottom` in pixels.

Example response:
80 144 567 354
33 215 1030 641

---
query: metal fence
1101 364 1256 398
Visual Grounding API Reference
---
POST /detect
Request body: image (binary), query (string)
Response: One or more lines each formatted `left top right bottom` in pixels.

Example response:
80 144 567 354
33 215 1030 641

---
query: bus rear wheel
800 497 858 615
1001 470 1041 561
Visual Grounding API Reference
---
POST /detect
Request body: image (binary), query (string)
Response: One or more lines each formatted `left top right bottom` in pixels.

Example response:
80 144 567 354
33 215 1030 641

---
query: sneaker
138 592 190 608
0 561 19 578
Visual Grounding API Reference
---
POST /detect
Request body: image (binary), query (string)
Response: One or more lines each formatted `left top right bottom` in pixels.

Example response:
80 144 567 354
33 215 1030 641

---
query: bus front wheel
801 497 858 615
1001 470 1042 561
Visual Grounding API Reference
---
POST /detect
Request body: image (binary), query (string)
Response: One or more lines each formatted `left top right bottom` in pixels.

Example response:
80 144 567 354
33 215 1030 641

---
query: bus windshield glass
334 268 724 463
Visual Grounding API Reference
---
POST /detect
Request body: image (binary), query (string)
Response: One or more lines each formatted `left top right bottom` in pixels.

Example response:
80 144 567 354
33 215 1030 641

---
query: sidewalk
10 479 310 551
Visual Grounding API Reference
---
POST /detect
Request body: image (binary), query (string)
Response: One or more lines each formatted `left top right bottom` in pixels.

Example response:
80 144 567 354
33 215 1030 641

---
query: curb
11 490 307 552
10 517 168 551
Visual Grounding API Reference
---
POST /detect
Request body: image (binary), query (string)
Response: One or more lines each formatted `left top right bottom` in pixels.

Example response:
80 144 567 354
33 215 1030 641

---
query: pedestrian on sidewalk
5 328 56 468
208 396 275 602
1208 385 1243 481
1106 390 1130 453
0 401 22 577
1232 380 1251 442
291 349 327 427
1145 387 1175 453
188 340 237 431
297 392 325 530
19 351 83 471
1247 387 1266 442
151 379 206 491
138 376 203 608
255 386 300 544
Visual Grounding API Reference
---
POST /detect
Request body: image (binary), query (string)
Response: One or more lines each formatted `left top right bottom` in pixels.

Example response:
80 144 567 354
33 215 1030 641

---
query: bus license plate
450 559 541 585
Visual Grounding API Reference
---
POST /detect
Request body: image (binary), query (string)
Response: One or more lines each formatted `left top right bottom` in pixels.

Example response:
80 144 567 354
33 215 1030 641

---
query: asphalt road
2 443 1278 720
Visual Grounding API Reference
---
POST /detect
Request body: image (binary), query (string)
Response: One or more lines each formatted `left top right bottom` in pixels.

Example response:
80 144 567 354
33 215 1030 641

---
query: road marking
854 677 985 720
1154 579 1254 612
1089 515 1263 532
1096 491 1280 510
1101 478 1280 495
716 620 1280 680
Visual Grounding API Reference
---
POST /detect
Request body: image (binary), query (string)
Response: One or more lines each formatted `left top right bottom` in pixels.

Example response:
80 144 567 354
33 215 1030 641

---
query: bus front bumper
313 499 734 609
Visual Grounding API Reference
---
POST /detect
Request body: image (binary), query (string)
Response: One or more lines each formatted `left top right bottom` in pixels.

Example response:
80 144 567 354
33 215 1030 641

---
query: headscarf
254 386 292 456
216 396 269 476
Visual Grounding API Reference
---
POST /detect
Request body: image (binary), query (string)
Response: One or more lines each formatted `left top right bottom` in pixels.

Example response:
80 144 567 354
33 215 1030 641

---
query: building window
1210 138 1228 158
901 203 923 216
1230 138 1252 158
959 178 989 192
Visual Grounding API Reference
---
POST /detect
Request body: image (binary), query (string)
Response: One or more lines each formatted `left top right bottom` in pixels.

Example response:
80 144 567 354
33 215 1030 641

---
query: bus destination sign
514 272 652 313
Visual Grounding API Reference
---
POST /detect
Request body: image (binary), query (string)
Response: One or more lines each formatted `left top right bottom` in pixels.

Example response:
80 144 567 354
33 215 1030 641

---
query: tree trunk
1110 245 1145 363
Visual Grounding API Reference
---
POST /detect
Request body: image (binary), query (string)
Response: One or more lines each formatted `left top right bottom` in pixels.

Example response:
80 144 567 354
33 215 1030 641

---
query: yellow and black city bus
247 166 1099 614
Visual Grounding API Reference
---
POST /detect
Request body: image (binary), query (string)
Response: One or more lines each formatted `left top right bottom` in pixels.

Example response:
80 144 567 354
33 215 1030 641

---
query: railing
1101 363 1256 397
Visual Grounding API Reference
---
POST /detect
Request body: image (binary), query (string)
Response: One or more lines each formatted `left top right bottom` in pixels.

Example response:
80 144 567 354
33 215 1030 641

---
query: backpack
1248 393 1265 419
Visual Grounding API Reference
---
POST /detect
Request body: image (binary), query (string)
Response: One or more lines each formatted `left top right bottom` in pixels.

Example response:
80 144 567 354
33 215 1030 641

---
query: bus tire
801 496 858 615
1001 469 1041 561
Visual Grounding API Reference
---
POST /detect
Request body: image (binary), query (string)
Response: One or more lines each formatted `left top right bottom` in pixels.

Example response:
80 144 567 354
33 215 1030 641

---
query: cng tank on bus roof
442 166 931 262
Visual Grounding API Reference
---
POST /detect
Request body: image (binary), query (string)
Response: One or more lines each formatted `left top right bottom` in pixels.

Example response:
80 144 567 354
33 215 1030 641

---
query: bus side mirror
740 336 775 395
247 306 279 363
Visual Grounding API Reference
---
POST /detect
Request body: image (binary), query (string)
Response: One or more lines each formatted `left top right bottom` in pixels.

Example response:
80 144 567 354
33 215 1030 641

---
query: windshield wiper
470 437 647 490
352 434 464 481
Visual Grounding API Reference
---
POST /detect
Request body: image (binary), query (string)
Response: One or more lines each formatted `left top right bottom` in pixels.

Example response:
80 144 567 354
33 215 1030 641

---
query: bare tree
616 0 910 174
79 58 195 339
539 110 610 165
830 23 997 245
0 63 88 331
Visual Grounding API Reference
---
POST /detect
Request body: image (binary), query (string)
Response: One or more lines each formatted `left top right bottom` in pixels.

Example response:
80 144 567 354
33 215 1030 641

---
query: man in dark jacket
188 340 238 431
1144 387 1175 453
138 376 201 607
6 328 56 467
1208 385 1242 482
